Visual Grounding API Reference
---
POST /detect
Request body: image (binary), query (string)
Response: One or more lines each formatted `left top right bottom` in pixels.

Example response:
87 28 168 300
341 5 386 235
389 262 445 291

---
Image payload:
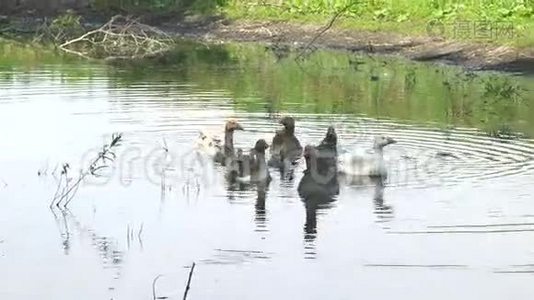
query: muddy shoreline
161 17 534 75
2 13 534 74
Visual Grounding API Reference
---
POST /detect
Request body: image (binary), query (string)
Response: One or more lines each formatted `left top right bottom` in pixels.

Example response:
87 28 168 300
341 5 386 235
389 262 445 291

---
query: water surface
1 42 534 300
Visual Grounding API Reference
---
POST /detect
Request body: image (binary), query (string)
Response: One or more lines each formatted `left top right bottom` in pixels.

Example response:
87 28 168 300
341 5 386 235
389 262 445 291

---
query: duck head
303 145 316 159
279 116 296 132
225 119 244 132
303 145 317 170
324 126 337 145
373 136 397 150
254 139 269 154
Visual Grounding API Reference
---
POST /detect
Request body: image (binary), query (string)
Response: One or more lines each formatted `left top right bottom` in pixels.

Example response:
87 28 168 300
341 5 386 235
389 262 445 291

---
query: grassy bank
221 0 534 47
4 1 533 47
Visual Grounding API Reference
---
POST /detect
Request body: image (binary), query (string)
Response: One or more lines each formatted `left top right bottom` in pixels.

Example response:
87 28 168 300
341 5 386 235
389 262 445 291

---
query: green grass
222 0 534 47
84 0 534 46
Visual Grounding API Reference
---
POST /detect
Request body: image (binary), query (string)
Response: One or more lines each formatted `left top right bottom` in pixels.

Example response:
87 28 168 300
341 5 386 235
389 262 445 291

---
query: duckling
338 136 397 179
195 119 244 166
298 144 339 240
314 126 338 174
298 143 339 199
268 116 303 168
235 139 271 184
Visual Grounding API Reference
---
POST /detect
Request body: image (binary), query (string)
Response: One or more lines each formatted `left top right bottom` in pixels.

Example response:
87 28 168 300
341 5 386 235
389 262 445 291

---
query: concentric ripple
296 116 534 189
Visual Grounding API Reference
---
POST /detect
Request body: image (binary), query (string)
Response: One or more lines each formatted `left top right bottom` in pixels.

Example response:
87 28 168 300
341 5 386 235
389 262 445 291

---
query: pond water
1 41 534 300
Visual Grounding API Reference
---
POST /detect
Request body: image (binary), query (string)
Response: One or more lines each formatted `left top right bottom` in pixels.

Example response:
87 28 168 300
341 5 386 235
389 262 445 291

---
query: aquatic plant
50 133 123 209
487 123 523 140
483 75 524 102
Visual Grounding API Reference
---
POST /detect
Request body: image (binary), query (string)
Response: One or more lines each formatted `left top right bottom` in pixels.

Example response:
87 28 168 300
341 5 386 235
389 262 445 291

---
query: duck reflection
338 174 395 223
254 181 269 231
371 177 394 223
50 207 126 292
225 139 273 230
298 127 339 254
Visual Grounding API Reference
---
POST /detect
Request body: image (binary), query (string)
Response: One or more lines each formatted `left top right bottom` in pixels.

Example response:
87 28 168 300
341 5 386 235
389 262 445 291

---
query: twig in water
161 169 166 202
50 133 123 208
0 177 7 189
183 262 196 300
127 224 131 249
152 274 163 300
295 1 358 61
161 137 168 153
138 223 144 241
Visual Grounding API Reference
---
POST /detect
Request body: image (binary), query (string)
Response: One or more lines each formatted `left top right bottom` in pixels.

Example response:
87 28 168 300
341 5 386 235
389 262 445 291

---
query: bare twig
152 274 163 300
295 1 358 61
50 133 123 208
183 262 196 300
50 173 64 208
162 137 169 153
59 15 173 60
138 223 144 241
126 224 131 249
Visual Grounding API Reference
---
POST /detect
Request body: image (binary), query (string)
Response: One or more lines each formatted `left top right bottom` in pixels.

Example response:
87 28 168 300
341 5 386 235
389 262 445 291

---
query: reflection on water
0 41 534 299
50 208 125 294
254 183 269 232
373 179 394 224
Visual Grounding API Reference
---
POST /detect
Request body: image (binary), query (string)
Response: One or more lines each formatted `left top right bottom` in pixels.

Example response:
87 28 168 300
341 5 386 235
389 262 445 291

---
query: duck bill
387 138 397 145
236 124 245 131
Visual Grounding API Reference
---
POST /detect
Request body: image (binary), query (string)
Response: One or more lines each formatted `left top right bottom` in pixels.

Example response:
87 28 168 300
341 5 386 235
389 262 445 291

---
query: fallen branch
59 15 174 60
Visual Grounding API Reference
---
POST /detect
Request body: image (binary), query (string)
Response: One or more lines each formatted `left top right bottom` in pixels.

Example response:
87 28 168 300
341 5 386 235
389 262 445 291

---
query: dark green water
0 41 533 300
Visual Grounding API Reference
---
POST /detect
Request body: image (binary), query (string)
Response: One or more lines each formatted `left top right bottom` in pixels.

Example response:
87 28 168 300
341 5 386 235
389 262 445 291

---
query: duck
314 126 338 175
268 116 303 169
297 127 340 199
298 143 339 241
195 119 244 166
338 136 397 179
234 139 271 184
